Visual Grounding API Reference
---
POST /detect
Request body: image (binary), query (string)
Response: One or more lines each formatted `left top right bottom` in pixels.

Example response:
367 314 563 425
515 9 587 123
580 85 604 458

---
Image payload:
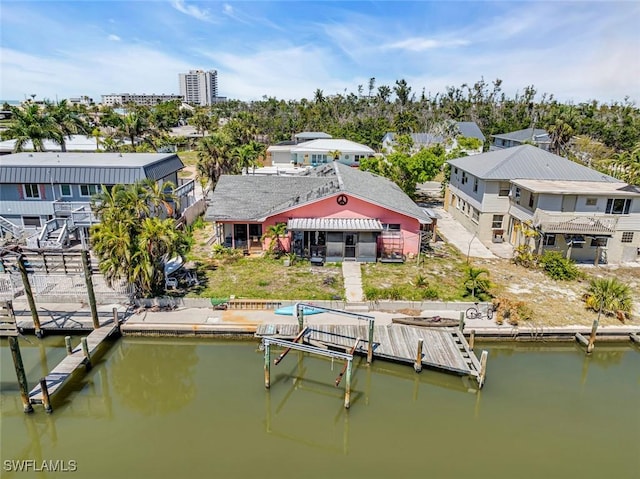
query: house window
514 187 521 204
492 215 503 229
621 232 634 243
528 194 535 208
585 198 597 206
461 172 468 184
454 167 458 175
605 198 631 215
473 178 478 193
498 183 510 196
590 237 608 248
79 184 101 197
471 208 479 222
543 234 556 246
382 224 401 231
22 216 41 227
60 184 72 197
23 184 40 199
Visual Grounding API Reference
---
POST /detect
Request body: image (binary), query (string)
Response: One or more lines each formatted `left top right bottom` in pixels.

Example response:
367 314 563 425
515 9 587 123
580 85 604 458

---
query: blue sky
1 1 639 104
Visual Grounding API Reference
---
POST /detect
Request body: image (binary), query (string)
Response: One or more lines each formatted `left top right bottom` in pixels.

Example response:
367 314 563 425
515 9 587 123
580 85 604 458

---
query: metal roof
512 179 639 195
205 162 431 224
448 145 622 182
294 132 333 139
291 139 374 154
0 153 184 184
492 128 550 143
288 218 383 231
456 122 485 141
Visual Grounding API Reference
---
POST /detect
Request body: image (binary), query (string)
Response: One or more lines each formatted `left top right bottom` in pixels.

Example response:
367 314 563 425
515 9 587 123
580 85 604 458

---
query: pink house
204 163 432 263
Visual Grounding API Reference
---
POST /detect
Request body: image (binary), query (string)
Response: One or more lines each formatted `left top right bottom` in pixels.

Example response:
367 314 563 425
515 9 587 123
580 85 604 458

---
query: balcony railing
533 211 619 235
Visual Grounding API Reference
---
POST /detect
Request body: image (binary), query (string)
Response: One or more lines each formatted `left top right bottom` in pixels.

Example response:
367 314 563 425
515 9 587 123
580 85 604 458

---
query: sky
1 1 639 104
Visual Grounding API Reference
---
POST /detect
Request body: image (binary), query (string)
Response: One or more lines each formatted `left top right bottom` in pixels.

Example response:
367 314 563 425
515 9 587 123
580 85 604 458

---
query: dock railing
293 302 375 363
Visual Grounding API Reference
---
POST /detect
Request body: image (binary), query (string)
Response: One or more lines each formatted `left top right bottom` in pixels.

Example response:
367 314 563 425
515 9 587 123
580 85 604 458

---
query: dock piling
459 311 465 332
112 308 120 332
18 255 42 338
81 250 100 330
81 337 91 369
367 320 374 364
414 339 423 373
39 378 53 413
8 336 33 413
65 336 72 355
344 360 353 409
264 342 271 388
469 330 476 350
587 319 598 353
478 350 488 388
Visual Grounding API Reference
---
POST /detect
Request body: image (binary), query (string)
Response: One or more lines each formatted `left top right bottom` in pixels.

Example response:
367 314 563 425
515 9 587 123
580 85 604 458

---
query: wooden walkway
256 323 481 379
28 322 119 404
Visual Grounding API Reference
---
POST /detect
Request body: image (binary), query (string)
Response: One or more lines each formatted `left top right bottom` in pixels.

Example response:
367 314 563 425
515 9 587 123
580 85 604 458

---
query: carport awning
287 218 383 231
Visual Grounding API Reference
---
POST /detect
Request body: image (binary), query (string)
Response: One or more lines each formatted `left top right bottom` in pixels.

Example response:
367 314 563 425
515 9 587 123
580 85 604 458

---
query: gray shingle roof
0 152 183 184
492 128 550 143
205 163 431 223
456 122 485 141
447 145 621 182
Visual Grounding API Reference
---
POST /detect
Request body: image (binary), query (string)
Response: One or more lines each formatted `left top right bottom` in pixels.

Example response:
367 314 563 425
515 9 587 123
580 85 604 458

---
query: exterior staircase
0 216 25 241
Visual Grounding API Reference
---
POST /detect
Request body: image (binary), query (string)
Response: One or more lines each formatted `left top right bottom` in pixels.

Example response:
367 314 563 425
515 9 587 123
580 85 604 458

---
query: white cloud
107 34 121 41
171 0 214 23
199 44 347 100
0 46 193 101
384 37 469 52
223 4 233 16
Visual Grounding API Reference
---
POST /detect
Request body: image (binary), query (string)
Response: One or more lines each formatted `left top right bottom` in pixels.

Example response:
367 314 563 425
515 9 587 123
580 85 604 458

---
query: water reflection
110 340 198 414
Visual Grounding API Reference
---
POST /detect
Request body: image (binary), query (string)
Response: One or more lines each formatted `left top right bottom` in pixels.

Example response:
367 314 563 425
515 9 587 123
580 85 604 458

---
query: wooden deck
28 322 119 404
256 323 481 378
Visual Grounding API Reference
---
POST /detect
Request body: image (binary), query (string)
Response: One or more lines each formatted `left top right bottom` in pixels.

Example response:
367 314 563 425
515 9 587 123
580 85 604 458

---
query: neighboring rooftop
512 179 639 195
492 128 550 143
294 132 333 141
205 162 431 224
0 152 183 184
291 138 375 154
456 122 486 142
448 145 621 183
0 135 103 153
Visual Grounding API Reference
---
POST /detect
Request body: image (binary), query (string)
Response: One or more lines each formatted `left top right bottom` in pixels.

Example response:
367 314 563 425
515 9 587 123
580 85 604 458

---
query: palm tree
584 277 633 319
463 266 492 300
2 103 62 152
191 110 212 136
196 134 234 188
45 99 88 151
118 112 153 146
91 180 189 297
261 222 288 255
233 141 265 174
141 178 179 217
328 149 342 161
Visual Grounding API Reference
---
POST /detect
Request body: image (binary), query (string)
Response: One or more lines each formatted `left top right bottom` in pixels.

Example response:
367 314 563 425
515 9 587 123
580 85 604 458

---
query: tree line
2 78 639 187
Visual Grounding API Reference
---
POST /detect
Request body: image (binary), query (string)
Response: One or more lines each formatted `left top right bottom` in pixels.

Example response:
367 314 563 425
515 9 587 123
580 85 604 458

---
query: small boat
391 316 460 328
274 305 325 316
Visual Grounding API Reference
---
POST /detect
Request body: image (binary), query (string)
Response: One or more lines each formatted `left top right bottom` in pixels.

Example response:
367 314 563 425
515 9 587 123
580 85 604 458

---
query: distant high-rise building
178 70 218 106
101 93 182 107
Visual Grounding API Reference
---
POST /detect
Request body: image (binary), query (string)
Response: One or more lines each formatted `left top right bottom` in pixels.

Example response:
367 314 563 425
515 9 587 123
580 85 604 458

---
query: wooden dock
256 323 483 380
28 321 120 405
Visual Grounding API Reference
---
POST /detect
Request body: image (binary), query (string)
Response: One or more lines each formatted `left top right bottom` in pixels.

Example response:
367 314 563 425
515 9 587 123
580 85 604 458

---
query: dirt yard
475 257 640 327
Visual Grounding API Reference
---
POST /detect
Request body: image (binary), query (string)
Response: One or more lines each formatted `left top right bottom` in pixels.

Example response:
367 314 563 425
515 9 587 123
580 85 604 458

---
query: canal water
1 337 639 479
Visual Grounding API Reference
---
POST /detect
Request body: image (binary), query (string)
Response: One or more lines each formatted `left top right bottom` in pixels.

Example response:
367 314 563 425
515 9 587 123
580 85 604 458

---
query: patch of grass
187 256 344 300
177 150 199 167
361 244 468 301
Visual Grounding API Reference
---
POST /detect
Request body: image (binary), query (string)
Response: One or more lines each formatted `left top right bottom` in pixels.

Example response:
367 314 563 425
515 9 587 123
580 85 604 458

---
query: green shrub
540 251 580 280
421 287 439 300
